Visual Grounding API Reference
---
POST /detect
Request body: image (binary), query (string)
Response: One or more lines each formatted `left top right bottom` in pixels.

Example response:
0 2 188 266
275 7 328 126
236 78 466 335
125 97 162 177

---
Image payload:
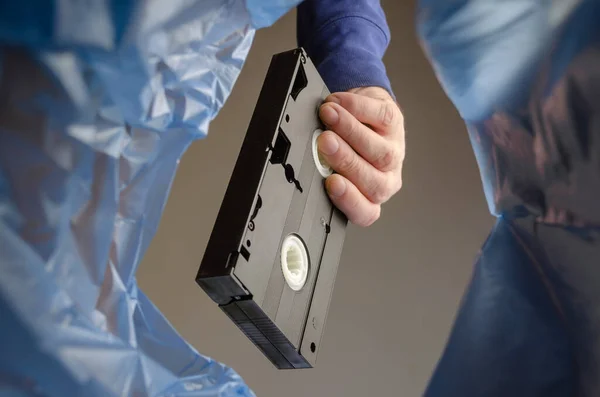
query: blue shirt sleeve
296 0 393 96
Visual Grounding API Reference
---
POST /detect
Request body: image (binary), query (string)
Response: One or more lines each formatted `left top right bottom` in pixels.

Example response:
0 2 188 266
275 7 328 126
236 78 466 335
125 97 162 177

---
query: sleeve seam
312 14 390 45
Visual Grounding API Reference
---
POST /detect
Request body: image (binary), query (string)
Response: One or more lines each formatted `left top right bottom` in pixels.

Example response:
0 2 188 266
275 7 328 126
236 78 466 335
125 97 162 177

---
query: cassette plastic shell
196 48 348 370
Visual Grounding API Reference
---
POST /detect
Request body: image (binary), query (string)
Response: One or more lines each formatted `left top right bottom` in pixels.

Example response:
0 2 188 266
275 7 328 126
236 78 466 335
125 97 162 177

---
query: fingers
319 103 398 172
317 130 394 205
324 174 381 227
325 91 402 134
316 87 405 228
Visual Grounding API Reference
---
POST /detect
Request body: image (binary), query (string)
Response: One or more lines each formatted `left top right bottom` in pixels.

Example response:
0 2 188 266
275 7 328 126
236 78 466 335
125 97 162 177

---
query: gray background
137 1 494 395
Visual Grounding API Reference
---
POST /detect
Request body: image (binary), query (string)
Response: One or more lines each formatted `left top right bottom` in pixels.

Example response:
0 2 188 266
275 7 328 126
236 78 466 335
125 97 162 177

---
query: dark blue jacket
297 0 392 95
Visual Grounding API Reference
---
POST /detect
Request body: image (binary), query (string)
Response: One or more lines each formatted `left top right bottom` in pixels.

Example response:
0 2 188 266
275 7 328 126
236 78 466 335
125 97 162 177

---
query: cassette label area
196 48 348 369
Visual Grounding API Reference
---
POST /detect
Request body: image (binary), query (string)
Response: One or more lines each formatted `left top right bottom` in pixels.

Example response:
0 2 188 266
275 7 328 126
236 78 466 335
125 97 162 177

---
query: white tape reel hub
281 234 309 291
311 129 333 178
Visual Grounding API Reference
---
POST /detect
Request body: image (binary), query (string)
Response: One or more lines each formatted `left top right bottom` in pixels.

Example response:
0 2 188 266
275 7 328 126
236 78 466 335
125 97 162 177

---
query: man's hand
317 86 405 227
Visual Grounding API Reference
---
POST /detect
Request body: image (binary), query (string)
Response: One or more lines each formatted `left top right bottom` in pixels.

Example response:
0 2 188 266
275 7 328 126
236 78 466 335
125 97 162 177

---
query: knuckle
373 146 397 171
337 149 360 174
379 101 398 127
368 186 384 205
343 116 361 140
369 173 403 204
368 175 392 204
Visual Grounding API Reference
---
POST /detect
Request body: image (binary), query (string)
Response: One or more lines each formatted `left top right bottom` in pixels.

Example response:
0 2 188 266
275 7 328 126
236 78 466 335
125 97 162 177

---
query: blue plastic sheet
0 1 300 396
417 0 600 395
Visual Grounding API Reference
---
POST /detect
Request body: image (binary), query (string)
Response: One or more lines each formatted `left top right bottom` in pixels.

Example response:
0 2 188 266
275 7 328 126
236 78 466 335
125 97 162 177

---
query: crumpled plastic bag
0 1 300 396
417 0 600 395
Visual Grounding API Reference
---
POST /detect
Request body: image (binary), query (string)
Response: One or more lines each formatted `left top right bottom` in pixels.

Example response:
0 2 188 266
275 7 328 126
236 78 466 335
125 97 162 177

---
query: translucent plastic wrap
417 0 600 395
0 1 299 396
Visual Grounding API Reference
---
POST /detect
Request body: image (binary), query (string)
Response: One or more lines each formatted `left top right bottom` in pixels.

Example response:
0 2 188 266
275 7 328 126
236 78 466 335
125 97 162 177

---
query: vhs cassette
196 48 348 369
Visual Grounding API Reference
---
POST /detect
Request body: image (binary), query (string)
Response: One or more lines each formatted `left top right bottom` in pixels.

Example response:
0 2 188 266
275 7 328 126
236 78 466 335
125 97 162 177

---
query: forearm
296 0 393 96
